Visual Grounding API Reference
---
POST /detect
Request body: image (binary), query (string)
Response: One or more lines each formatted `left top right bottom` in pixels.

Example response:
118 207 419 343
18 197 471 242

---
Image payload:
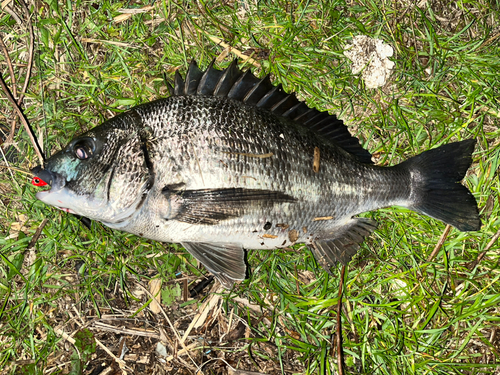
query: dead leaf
149 279 162 314
113 5 154 23
313 147 320 173
288 229 299 242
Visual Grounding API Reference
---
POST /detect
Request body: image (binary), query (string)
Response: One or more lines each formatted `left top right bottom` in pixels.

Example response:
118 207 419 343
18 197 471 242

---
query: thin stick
0 36 19 143
0 72 44 164
94 337 132 374
479 32 500 50
0 147 16 183
336 265 346 375
204 34 261 68
93 321 160 339
0 37 17 99
26 218 48 250
2 4 22 24
2 0 35 145
165 342 199 362
53 327 76 344
473 228 500 266
427 224 451 262
136 283 201 372
17 0 35 105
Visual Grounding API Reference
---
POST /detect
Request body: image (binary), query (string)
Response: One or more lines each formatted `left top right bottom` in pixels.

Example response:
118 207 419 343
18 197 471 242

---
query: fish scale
32 60 480 288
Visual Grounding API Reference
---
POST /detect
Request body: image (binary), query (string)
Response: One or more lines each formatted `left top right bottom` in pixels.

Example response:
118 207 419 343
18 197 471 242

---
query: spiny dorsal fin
197 59 222 95
171 59 373 164
185 61 204 95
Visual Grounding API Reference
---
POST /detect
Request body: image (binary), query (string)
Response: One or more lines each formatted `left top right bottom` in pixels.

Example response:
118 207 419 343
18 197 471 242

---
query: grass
1 0 499 374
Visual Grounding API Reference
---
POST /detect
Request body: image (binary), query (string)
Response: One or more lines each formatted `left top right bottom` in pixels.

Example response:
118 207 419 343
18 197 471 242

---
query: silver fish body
109 97 402 243
33 60 480 287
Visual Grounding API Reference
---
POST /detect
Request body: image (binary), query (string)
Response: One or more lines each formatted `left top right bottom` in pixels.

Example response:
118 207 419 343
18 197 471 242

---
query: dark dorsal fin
171 59 373 164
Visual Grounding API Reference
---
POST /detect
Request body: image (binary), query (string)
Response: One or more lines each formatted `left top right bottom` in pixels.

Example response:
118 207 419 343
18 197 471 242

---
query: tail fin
399 139 480 231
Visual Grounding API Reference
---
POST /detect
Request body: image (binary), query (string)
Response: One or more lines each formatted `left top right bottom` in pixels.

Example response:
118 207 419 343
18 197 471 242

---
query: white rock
344 35 395 89
156 342 168 357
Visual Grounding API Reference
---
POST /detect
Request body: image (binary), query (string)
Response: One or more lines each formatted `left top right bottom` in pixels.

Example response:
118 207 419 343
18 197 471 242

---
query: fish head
32 119 153 226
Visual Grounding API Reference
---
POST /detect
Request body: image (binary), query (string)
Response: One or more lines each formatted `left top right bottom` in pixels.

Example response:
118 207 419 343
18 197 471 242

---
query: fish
31 60 481 288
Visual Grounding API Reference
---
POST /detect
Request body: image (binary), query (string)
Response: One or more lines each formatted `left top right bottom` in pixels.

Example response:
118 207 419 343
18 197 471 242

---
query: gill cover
32 110 153 224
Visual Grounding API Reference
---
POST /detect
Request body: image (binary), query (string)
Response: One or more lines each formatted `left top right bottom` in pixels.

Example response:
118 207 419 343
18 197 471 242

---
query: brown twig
93 321 160 339
2 4 22 24
0 72 44 164
0 37 17 99
313 147 320 173
228 369 269 375
204 34 261 68
1 0 36 146
136 283 201 371
26 218 48 250
94 336 132 374
336 265 346 374
427 224 452 262
17 0 35 105
469 228 500 269
0 36 19 144
479 32 500 51
54 326 132 374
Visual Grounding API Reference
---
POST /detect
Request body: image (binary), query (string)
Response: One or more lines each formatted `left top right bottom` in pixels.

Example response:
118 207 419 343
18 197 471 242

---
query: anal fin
310 218 378 273
182 242 246 289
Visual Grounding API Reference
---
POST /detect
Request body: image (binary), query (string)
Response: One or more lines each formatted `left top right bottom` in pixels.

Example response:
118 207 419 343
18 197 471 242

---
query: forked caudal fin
399 139 481 232
308 140 480 273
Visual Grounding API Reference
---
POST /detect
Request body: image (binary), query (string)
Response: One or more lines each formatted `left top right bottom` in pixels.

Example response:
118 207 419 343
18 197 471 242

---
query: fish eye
73 139 94 160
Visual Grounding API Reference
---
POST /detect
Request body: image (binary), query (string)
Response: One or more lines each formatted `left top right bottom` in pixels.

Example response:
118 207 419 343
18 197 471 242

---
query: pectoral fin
310 218 378 273
181 242 247 288
163 187 296 225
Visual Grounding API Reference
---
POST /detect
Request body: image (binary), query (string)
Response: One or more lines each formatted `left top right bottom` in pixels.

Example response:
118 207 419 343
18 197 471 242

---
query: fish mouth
31 165 77 214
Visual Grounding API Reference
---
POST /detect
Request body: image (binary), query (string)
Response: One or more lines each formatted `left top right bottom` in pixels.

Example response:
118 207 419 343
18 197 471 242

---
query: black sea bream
32 60 481 287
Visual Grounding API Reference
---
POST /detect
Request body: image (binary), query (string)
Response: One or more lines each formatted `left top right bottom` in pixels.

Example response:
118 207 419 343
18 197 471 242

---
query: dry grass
1 0 499 374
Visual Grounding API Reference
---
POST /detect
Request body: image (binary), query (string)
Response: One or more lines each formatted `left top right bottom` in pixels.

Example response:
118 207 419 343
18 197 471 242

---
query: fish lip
32 166 75 213
31 165 67 191
35 188 77 214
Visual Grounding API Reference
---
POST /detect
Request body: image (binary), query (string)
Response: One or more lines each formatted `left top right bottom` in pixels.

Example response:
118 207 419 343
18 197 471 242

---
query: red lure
31 176 48 187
